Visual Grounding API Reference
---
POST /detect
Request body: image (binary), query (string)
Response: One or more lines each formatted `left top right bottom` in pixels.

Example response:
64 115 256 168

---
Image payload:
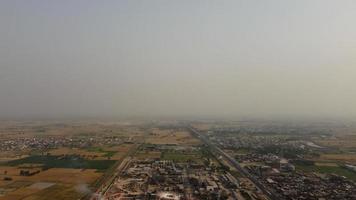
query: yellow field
3 183 82 200
0 168 101 200
319 154 356 163
0 153 29 163
0 188 39 200
28 168 101 184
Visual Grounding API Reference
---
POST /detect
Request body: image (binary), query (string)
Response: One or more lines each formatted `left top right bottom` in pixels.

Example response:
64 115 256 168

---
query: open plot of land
4 155 116 171
103 143 135 160
21 183 82 200
29 182 55 190
0 121 146 200
146 129 200 145
0 185 40 200
27 168 101 184
316 135 356 149
0 168 101 200
135 151 161 160
161 150 202 163
47 148 110 160
159 147 221 167
0 156 112 199
0 153 29 163
191 123 213 131
296 163 356 181
86 147 115 157
46 144 134 161
315 162 338 167
319 154 356 164
0 168 101 186
0 166 27 176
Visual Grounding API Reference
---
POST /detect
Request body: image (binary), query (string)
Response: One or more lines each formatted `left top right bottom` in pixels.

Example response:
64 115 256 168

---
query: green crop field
296 163 356 181
161 151 198 162
86 147 116 157
3 155 116 171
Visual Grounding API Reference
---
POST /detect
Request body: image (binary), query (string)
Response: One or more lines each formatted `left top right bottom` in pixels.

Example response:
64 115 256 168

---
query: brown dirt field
48 148 103 157
28 168 101 184
110 152 125 160
104 144 133 152
0 167 41 187
0 168 101 188
0 166 24 177
22 183 81 200
319 154 356 163
146 129 201 145
135 151 161 160
0 154 29 163
0 183 82 200
0 186 40 200
0 194 24 200
0 122 144 139
315 162 338 167
0 168 101 200
316 136 356 148
192 123 213 131
105 144 134 160
47 143 135 160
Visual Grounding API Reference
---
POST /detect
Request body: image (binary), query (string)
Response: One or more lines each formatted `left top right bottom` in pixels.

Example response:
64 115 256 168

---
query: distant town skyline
1 0 356 120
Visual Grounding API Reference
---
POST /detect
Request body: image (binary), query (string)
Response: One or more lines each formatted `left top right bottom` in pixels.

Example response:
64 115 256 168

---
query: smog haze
1 1 356 120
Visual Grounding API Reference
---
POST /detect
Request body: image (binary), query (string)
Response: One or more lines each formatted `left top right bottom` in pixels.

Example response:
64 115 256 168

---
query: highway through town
188 126 278 200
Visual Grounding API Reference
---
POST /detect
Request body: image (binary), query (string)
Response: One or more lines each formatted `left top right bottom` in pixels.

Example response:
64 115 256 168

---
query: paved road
88 129 153 200
87 144 139 200
188 126 278 200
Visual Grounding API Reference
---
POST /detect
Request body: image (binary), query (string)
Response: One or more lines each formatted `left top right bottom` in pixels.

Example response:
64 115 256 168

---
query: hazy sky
1 1 356 120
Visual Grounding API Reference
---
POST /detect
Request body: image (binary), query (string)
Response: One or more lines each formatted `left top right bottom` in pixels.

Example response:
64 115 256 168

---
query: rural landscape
0 120 356 199
0 121 143 200
1 0 356 199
